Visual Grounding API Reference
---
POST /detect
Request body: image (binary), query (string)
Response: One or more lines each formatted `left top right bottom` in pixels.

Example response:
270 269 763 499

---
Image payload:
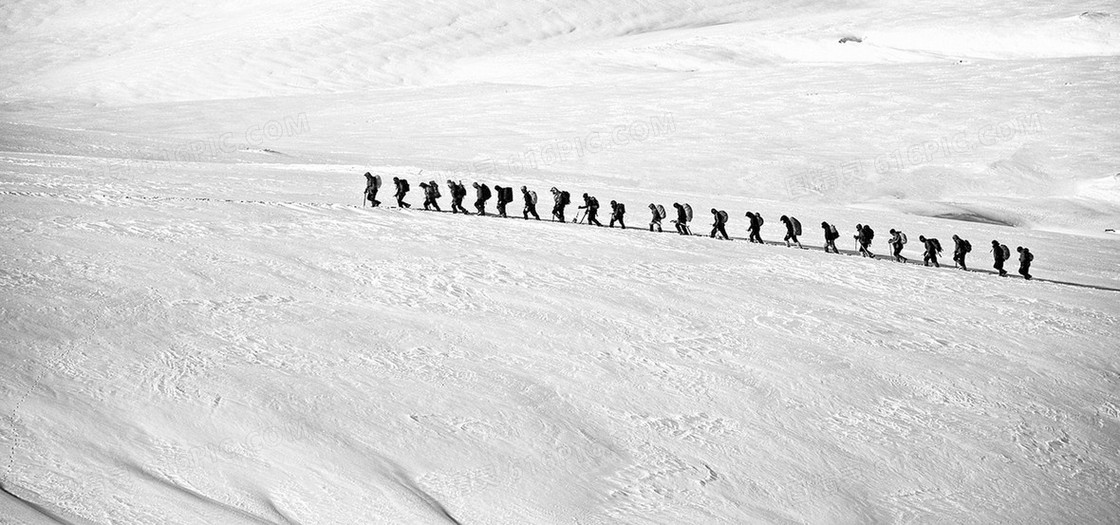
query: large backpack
530 190 538 205
560 191 570 205
718 210 729 224
791 217 802 236
684 204 693 222
480 185 491 200
503 187 513 202
656 204 666 220
617 202 626 214
757 214 764 227
431 181 441 198
931 238 943 253
1025 251 1034 262
828 223 838 240
899 232 908 245
962 239 972 253
400 179 410 193
863 225 874 242
1000 244 1011 261
589 197 599 209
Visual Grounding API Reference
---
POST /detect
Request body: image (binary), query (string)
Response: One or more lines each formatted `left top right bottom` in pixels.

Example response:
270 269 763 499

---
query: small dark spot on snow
839 36 863 44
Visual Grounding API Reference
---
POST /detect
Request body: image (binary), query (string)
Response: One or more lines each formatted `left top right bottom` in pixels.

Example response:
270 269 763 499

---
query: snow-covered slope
2 156 1119 524
2 0 1119 523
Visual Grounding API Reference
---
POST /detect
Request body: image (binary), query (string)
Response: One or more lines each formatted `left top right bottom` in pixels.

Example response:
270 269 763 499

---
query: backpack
931 238 943 253
791 217 802 236
899 232 908 245
1025 251 1034 262
718 210 729 224
656 204 666 220
757 214 764 227
1000 244 1011 261
431 182 441 198
589 197 599 209
560 191 570 206
503 187 513 202
400 179 409 193
617 202 626 214
962 240 972 253
828 223 838 240
530 191 538 205
684 204 693 222
480 185 491 200
863 225 874 242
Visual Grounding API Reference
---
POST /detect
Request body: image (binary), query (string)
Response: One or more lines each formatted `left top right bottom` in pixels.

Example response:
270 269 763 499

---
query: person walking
780 215 803 248
992 240 1009 276
710 209 730 240
888 229 907 263
1017 246 1034 280
952 235 971 270
522 186 540 220
550 187 570 222
419 181 441 211
473 182 491 215
393 177 411 208
494 185 509 217
820 221 840 253
672 203 690 235
446 180 469 214
609 200 626 229
579 193 603 226
745 212 764 243
363 172 381 207
649 203 663 232
855 224 875 258
919 235 942 267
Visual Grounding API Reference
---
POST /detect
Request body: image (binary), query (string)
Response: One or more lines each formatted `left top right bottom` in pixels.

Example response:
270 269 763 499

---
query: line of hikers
363 173 1035 280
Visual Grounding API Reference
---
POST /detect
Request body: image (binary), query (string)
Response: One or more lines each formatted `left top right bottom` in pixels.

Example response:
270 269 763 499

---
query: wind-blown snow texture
2 0 1119 524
